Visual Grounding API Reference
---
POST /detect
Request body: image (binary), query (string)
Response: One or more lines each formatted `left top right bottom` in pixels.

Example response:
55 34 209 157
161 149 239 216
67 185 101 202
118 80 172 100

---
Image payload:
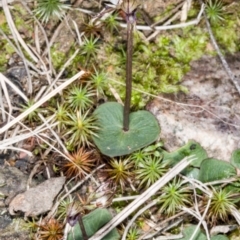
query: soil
148 53 240 161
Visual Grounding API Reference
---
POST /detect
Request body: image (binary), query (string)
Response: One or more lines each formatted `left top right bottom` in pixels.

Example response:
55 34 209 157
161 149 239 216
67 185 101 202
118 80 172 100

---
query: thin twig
0 28 47 75
0 84 6 122
200 0 240 95
0 146 32 156
2 0 38 62
0 73 28 102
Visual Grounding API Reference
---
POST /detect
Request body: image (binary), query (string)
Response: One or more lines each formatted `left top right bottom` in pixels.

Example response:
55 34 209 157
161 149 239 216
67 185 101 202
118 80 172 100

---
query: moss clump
50 45 68 71
0 41 15 72
98 26 208 108
213 19 239 53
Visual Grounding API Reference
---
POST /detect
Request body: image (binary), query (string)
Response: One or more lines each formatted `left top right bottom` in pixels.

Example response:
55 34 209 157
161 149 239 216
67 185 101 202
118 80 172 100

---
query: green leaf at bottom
67 208 120 240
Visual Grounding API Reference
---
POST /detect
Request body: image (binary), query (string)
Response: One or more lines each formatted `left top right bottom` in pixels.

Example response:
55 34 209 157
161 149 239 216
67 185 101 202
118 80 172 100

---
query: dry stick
0 113 70 189
123 19 134 131
88 156 195 240
181 0 192 22
108 83 124 104
0 116 57 147
182 177 213 240
38 113 68 154
0 146 32 156
0 109 71 172
230 206 240 225
0 112 65 161
0 73 28 102
69 2 204 41
201 2 240 96
148 11 182 40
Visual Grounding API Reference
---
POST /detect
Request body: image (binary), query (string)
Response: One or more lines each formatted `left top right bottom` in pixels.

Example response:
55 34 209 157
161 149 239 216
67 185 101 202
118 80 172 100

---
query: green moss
213 20 239 53
98 26 209 108
0 10 10 34
50 45 68 71
45 2 239 109
5 42 15 54
13 3 28 16
67 46 86 75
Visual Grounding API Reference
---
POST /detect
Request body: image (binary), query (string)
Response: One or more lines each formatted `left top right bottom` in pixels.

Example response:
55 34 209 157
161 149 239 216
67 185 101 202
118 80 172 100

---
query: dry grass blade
0 146 32 156
230 206 240 225
2 0 38 63
0 115 55 147
2 0 37 93
0 87 6 122
0 73 28 102
0 75 13 124
0 111 69 161
0 70 86 134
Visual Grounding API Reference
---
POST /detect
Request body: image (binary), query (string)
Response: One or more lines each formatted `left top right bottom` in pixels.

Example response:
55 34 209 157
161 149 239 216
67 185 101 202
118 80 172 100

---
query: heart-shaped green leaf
198 158 236 183
93 102 160 157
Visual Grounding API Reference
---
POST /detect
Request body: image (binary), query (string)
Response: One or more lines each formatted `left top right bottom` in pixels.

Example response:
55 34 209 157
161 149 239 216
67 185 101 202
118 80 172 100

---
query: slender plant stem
78 213 88 240
123 20 134 131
